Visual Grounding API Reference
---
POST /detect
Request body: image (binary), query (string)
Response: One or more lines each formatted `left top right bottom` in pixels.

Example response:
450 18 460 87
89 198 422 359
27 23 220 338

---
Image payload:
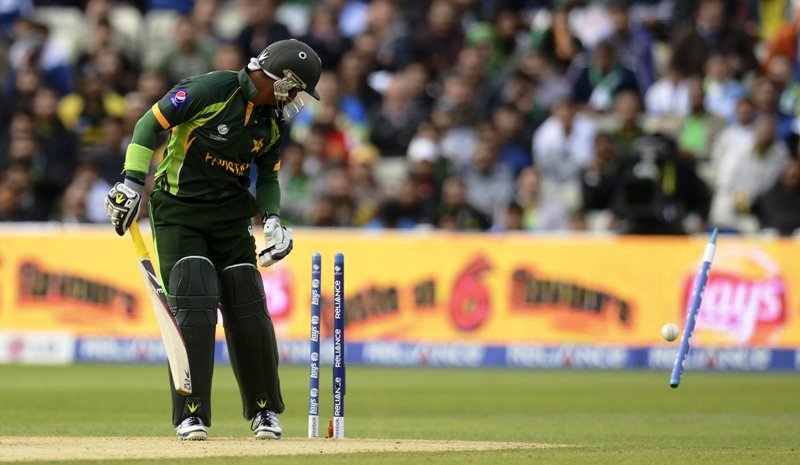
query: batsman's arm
124 79 212 181
123 110 163 182
254 146 282 218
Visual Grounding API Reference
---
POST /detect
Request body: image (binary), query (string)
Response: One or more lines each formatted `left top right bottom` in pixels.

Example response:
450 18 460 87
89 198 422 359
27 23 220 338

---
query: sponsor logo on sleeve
169 88 189 108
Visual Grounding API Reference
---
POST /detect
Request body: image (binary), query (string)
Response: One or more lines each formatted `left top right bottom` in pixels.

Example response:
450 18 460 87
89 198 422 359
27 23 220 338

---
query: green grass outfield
1 364 798 464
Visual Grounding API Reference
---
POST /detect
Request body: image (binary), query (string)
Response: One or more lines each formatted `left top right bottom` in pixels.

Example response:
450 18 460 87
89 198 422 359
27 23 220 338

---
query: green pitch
1 364 798 464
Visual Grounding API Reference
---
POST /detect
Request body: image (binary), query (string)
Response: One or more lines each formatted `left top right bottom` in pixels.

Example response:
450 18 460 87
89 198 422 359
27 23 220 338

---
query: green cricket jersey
124 68 283 215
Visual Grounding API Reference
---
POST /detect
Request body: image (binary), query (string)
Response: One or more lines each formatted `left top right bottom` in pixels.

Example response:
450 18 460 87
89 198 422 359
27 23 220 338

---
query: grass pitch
0 364 798 464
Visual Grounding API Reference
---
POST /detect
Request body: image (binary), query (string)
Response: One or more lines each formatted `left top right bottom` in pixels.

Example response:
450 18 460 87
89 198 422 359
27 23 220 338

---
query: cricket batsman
104 39 322 441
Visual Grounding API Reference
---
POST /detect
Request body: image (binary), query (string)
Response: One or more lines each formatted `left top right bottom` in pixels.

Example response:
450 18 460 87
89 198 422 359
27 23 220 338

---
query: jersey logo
170 88 189 108
251 138 265 153
257 399 267 409
218 124 229 135
188 402 199 413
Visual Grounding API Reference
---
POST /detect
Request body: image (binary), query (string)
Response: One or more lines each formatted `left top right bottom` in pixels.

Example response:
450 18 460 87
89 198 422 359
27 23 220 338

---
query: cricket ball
661 323 680 342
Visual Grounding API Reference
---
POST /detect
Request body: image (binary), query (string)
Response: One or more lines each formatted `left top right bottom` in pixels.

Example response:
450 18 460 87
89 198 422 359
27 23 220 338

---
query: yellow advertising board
1 227 798 348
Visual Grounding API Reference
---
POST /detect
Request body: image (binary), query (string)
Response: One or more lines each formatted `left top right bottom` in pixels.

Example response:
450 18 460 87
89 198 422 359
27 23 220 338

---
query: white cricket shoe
176 416 207 441
251 410 282 439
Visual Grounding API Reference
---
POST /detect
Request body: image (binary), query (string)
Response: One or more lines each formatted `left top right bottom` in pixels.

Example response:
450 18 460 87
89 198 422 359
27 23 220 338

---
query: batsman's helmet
256 39 322 101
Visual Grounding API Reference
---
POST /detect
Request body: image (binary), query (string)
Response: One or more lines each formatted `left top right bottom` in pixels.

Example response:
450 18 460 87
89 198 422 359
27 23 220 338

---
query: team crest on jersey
209 123 229 142
170 88 189 108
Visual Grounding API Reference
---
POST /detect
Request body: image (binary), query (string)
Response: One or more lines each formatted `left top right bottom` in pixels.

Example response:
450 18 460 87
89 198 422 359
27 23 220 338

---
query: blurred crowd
0 0 799 235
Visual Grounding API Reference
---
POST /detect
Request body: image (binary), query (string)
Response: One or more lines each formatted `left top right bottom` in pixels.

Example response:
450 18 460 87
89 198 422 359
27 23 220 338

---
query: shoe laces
252 410 278 430
181 416 203 428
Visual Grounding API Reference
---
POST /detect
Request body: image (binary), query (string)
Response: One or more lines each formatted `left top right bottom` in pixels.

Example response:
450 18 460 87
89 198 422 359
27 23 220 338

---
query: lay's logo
170 88 189 108
682 248 787 345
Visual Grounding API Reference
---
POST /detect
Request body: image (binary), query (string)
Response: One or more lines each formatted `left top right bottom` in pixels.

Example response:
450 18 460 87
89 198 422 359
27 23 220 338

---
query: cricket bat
130 221 193 395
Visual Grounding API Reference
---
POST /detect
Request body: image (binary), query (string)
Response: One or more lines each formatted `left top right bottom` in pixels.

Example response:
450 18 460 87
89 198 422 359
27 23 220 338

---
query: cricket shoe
176 416 207 441
251 410 282 439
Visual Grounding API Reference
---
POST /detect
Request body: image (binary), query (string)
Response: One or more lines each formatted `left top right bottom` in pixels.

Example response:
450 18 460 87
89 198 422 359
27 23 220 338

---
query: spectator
613 134 711 235
435 174 491 231
277 141 314 226
580 132 624 227
752 157 800 236
370 175 431 229
85 116 126 185
708 98 757 185
363 0 411 71
603 0 656 91
235 0 291 59
308 194 337 227
643 64 690 118
669 0 758 78
75 16 137 95
301 3 351 72
121 91 150 145
710 115 789 232
59 175 90 223
58 61 125 145
213 41 246 72
766 55 800 119
0 162 49 220
59 161 110 223
496 201 524 232
570 40 640 113
676 77 725 166
155 14 215 86
433 100 478 172
315 166 356 227
610 90 645 157
7 16 72 95
336 51 380 133
401 62 435 117
349 143 384 226
462 140 515 227
1 66 43 130
0 110 35 165
0 0 31 40
405 136 443 223
703 53 747 123
530 4 584 73
532 98 596 213
309 117 349 168
368 75 425 157
0 179 23 221
490 104 532 177
514 166 570 232
517 49 571 114
751 75 794 140
763 9 800 81
31 86 78 195
440 66 482 127
190 0 225 51
135 70 171 105
409 0 464 77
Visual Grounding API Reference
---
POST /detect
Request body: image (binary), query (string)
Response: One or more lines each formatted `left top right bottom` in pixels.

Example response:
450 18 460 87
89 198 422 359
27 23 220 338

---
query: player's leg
166 256 218 440
149 191 217 440
212 220 284 439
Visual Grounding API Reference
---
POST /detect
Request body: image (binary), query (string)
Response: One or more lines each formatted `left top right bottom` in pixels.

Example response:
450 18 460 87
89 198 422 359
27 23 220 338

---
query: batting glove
104 178 143 236
259 214 293 267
